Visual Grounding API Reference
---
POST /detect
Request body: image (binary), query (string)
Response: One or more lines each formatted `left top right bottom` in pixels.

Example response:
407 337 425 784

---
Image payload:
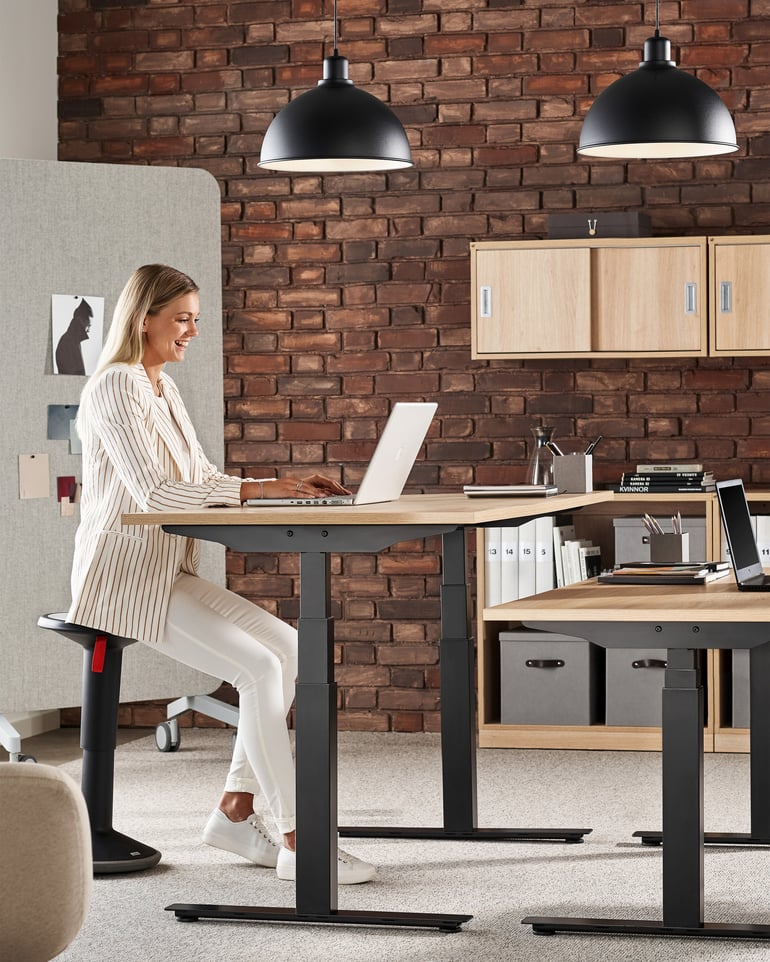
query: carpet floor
51 730 770 962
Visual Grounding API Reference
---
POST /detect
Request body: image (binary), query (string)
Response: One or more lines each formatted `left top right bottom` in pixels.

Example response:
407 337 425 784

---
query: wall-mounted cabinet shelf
471 234 770 360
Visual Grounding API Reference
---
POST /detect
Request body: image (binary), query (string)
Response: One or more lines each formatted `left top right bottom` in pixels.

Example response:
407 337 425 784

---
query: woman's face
142 292 200 368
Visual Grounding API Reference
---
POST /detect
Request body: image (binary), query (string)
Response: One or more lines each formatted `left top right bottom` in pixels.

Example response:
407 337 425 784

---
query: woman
67 264 375 884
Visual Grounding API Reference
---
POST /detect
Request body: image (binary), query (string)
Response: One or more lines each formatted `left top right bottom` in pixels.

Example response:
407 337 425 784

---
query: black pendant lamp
578 0 738 159
259 0 412 173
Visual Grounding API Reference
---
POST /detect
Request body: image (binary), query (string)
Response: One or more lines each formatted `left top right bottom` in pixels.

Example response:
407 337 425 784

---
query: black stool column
38 615 161 874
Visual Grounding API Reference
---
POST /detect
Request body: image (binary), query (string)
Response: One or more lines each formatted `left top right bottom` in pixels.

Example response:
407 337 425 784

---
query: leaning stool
37 613 161 874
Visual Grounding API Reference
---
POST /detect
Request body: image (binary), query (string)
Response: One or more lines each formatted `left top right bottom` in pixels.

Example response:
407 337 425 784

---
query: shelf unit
476 491 760 753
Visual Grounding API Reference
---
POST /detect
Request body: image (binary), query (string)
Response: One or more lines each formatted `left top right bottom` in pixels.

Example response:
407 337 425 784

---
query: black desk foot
524 915 770 940
634 830 770 847
339 826 591 843
92 828 161 874
167 903 472 932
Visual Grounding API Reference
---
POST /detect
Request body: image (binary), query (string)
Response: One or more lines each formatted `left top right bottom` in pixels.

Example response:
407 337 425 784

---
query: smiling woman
65 264 374 885
141 290 200 391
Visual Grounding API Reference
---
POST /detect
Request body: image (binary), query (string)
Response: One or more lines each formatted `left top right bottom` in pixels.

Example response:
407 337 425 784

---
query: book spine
612 484 712 493
635 463 704 473
622 472 705 482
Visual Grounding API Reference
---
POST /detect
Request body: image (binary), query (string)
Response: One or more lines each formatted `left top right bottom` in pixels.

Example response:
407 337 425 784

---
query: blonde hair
78 264 199 410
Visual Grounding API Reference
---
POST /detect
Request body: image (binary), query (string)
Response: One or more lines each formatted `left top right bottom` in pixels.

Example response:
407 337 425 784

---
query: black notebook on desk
598 562 730 585
716 478 770 590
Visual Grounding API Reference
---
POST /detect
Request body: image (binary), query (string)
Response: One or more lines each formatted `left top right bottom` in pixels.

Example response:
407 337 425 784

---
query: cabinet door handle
525 658 565 669
720 280 732 313
479 285 492 318
631 658 667 670
684 282 697 314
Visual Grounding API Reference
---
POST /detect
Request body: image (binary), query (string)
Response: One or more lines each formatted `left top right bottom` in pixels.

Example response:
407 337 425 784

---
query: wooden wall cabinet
471 237 708 360
709 236 770 356
472 233 770 360
476 492 756 754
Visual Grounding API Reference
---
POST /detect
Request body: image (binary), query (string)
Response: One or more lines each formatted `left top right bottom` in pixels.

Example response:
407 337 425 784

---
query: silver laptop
246 402 437 507
716 478 770 590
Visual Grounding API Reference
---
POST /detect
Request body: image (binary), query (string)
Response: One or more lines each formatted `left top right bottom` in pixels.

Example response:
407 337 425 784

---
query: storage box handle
525 658 565 669
632 658 667 670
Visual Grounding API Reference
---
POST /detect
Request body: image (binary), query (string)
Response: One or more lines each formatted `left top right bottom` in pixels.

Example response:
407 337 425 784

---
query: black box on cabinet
499 629 602 725
547 211 652 239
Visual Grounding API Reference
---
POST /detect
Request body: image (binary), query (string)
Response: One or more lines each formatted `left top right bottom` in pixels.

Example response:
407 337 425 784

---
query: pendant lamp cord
654 0 660 38
333 0 338 55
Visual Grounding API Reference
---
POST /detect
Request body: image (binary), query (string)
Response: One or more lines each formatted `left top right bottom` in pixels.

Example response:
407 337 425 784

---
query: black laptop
715 478 770 590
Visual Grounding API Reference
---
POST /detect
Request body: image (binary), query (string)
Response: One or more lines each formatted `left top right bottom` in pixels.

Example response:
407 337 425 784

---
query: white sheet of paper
19 454 50 499
69 419 82 455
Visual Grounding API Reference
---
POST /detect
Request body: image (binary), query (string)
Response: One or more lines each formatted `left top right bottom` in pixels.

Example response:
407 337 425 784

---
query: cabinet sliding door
474 247 592 357
592 244 707 355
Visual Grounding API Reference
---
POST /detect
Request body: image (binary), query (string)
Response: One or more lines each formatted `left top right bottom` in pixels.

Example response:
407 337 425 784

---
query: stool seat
37 613 138 651
38 613 161 874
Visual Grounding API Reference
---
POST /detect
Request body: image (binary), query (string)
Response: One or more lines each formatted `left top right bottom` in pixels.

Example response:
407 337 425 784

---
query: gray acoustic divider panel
1 158 226 711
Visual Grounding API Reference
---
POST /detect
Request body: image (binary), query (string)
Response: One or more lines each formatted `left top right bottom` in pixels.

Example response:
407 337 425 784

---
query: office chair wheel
10 753 37 763
155 721 180 753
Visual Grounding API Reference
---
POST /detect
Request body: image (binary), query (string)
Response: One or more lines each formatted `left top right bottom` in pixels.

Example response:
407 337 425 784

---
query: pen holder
552 454 593 494
649 533 690 564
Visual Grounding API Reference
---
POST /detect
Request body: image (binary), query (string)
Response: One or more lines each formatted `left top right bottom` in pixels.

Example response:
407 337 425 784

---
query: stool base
92 828 161 874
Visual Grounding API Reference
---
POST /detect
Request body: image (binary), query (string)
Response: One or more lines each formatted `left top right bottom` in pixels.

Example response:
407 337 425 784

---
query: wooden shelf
476 491 747 753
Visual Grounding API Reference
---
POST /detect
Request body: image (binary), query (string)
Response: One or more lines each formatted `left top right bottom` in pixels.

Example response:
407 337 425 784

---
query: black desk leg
636 640 770 849
749 640 770 838
525 647 770 940
341 527 590 845
168 549 470 932
661 649 704 927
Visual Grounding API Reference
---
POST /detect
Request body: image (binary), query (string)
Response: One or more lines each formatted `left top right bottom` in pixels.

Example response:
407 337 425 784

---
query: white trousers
151 572 298 834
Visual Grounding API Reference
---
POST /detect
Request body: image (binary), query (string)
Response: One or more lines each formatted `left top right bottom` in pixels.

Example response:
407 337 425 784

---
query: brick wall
58 0 769 732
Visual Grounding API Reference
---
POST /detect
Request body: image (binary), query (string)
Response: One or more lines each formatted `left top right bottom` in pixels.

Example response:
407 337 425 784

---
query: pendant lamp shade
259 52 412 172
578 34 738 159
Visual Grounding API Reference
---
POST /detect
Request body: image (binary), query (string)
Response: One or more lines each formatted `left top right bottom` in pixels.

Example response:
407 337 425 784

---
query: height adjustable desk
485 578 770 942
125 492 602 931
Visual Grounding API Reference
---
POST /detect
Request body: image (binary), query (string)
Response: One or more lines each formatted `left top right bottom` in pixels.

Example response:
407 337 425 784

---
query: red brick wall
58 0 769 732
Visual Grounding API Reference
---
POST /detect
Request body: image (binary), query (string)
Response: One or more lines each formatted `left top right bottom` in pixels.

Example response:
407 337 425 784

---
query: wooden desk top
483 577 769 623
124 491 612 528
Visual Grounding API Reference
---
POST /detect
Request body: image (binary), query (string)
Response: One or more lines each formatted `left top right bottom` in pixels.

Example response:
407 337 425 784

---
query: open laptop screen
716 479 764 581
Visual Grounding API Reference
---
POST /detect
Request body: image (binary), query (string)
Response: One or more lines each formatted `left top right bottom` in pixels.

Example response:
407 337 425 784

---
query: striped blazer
67 363 243 645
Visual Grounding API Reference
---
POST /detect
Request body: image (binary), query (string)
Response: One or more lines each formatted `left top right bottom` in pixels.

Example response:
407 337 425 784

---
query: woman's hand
240 474 351 502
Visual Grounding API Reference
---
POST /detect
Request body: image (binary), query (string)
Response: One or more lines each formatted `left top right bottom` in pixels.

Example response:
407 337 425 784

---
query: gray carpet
54 730 770 962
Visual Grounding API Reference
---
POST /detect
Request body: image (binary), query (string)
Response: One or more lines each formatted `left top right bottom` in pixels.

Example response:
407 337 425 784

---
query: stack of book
598 561 730 585
610 462 715 494
553 522 603 587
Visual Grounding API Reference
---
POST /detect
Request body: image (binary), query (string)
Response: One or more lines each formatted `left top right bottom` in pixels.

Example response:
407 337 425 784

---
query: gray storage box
500 629 601 726
605 648 667 727
732 649 749 729
613 516 707 564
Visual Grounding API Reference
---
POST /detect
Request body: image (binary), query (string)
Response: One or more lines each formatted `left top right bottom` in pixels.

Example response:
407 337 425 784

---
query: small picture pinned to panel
52 294 104 375
47 404 79 440
19 454 50 500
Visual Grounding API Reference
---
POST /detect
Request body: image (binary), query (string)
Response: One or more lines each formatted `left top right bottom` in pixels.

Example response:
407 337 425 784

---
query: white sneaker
202 809 279 868
276 846 376 884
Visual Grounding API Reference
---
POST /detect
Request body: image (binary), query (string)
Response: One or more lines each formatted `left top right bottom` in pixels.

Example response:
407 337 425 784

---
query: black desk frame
520 619 770 942
162 520 588 931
